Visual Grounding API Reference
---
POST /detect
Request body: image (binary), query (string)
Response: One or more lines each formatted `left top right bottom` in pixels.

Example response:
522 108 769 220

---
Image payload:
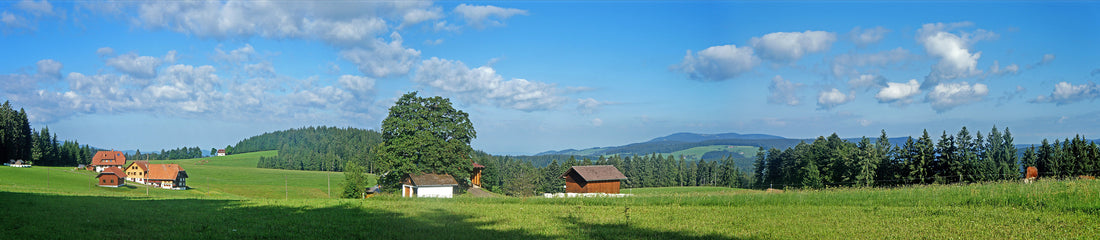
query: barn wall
417 186 454 198
564 178 620 194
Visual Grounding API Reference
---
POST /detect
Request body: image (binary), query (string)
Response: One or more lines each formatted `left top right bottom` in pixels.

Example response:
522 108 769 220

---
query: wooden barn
402 173 459 198
90 150 127 172
96 167 127 187
471 162 485 188
561 165 627 194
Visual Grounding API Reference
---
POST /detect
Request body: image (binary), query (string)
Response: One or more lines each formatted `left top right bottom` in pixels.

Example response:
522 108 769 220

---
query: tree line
753 126 1100 189
126 147 205 161
255 126 382 172
472 151 751 196
1 101 98 166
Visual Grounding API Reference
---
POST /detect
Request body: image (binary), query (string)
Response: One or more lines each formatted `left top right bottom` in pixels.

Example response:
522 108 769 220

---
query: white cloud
858 119 872 127
997 85 1026 106
213 44 256 63
105 52 164 78
817 88 855 110
576 98 612 114
339 32 420 78
15 0 55 17
674 44 759 81
989 60 1020 75
750 30 836 62
591 118 603 127
36 59 62 79
927 82 988 112
875 79 921 105
850 26 889 47
831 47 911 77
1028 53 1056 69
400 7 442 28
917 22 996 87
1030 81 1100 105
768 75 803 106
848 74 887 91
453 4 528 29
96 47 115 56
413 57 569 111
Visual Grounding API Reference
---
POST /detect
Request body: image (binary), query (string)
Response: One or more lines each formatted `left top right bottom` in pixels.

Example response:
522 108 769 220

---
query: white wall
416 186 454 198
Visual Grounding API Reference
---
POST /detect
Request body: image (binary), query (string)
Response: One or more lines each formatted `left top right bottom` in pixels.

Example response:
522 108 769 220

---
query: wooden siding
97 174 123 187
563 171 621 194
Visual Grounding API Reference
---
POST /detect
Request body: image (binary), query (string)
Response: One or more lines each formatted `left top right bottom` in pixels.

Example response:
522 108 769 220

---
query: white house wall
416 186 454 198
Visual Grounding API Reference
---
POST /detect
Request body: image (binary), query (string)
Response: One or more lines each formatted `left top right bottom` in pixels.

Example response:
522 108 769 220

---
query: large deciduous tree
376 92 476 191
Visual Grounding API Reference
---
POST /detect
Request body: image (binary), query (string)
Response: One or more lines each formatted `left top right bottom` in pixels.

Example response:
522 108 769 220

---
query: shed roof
97 167 128 179
472 162 485 168
147 164 186 180
561 165 627 181
406 173 459 187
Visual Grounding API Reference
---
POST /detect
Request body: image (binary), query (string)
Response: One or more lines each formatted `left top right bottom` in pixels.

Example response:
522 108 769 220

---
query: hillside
233 126 382 172
646 132 785 143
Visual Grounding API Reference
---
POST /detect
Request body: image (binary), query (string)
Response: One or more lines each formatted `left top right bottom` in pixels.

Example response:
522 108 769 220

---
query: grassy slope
670 145 760 159
3 162 1098 240
0 151 373 199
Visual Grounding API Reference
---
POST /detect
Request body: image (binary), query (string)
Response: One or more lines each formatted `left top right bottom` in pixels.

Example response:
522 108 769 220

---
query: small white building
216 149 227 156
401 173 459 198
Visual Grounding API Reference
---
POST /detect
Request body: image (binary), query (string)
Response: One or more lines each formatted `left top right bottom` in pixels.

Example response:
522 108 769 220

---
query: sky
2 1 1099 155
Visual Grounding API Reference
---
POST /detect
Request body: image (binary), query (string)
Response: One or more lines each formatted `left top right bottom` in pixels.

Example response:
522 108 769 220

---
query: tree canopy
376 92 476 190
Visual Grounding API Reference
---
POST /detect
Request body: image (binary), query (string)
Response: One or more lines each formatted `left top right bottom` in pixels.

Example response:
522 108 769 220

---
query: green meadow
1 151 1098 239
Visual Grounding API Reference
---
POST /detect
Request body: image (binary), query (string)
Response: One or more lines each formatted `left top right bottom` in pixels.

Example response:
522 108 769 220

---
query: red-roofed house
216 149 226 156
91 150 127 172
561 165 627 194
146 164 188 190
96 167 127 187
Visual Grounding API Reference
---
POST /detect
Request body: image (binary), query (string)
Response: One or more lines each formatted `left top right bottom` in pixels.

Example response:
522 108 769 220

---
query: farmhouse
91 150 127 172
216 149 226 156
124 161 150 184
561 165 627 194
145 164 188 190
9 160 31 168
96 167 127 187
402 173 459 198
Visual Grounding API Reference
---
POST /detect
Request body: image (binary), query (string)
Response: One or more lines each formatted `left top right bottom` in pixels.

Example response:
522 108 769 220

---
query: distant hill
646 132 785 143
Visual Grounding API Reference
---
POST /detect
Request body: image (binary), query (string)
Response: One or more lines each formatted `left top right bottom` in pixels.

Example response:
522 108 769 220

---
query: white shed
402 173 459 198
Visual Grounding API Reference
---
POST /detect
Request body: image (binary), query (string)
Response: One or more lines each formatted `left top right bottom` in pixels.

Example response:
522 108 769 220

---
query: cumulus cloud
673 44 759 81
817 88 855 110
750 30 836 62
989 60 1020 75
1 0 62 32
831 47 911 77
35 59 62 79
339 32 421 78
105 52 165 78
413 57 569 111
768 75 803 106
849 26 890 47
96 47 114 56
15 0 55 17
453 4 528 29
917 22 996 88
848 74 887 91
576 98 614 114
927 82 988 112
875 79 921 105
213 44 256 63
1030 81 1100 105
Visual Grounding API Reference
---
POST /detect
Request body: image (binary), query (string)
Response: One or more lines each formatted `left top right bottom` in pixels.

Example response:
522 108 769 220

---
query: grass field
670 145 760 159
2 153 1098 239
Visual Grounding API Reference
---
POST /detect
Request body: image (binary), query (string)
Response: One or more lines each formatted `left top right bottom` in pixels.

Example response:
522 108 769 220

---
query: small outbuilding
402 173 459 198
216 149 227 156
561 165 627 194
96 167 128 187
471 162 485 188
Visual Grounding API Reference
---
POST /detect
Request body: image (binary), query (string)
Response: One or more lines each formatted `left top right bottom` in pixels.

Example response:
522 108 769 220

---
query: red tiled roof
91 151 126 166
126 161 149 171
472 162 485 168
217 149 226 154
147 164 186 180
405 173 459 187
561 165 627 181
97 166 128 179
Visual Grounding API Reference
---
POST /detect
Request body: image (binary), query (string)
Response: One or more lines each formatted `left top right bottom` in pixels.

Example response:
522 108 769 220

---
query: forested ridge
1 101 98 166
250 126 382 172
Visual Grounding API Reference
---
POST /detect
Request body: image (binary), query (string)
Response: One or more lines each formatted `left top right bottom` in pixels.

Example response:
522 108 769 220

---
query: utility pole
327 172 331 198
285 175 288 200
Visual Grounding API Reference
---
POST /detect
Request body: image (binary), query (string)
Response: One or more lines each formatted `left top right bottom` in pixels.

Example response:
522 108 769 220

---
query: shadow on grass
558 215 755 240
0 191 551 239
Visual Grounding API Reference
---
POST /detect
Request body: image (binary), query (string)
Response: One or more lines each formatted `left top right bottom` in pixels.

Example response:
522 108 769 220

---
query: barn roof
97 167 128 179
126 161 149 171
147 164 187 180
472 162 485 168
561 165 627 181
406 173 459 187
91 151 126 166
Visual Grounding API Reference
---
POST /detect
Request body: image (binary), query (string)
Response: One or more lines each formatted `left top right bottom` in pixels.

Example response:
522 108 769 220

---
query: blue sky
2 1 1099 155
